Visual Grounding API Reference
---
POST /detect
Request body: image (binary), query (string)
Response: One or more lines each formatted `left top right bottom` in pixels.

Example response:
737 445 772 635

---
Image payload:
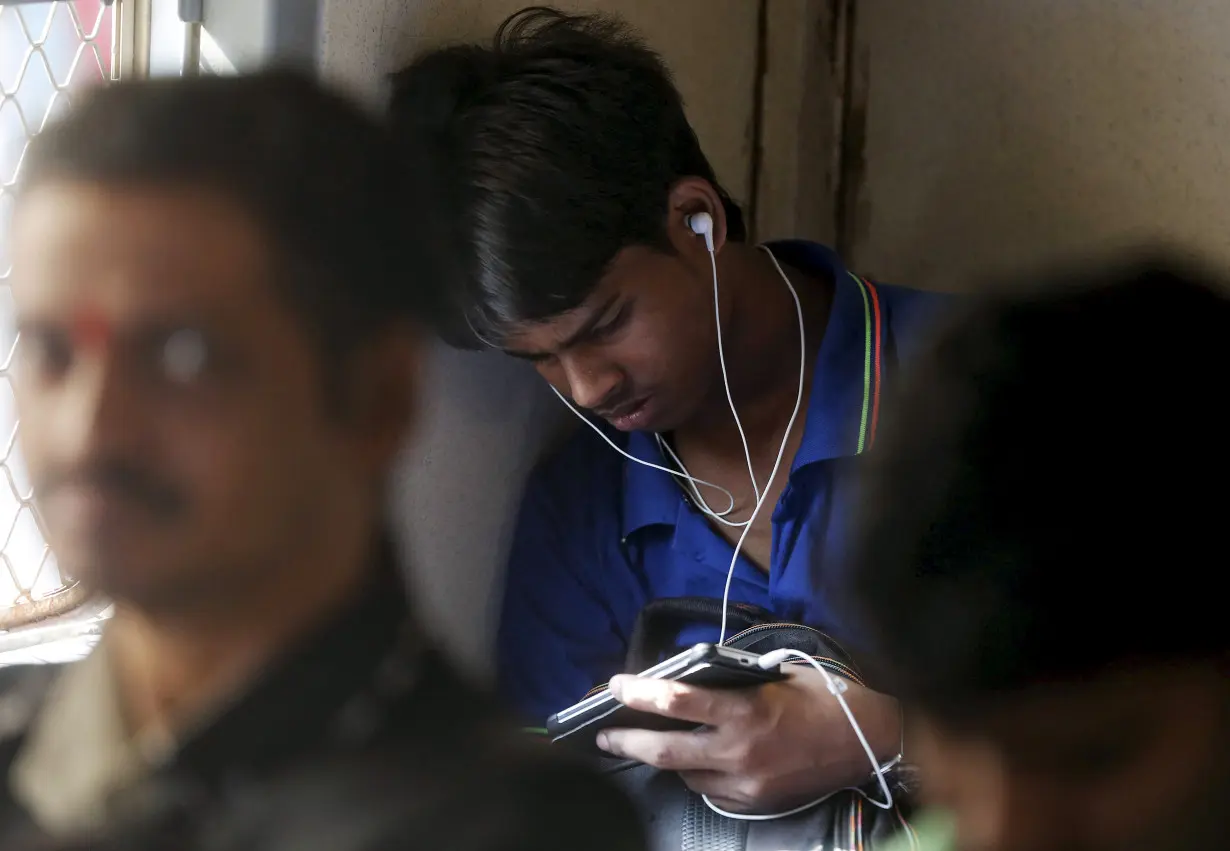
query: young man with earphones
391 7 950 818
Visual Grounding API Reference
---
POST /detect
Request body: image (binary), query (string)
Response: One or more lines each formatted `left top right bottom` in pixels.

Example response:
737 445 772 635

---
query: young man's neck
107 531 376 741
676 241 831 454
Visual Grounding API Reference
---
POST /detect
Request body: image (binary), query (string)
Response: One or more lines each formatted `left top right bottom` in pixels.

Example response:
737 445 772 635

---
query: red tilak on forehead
70 306 114 351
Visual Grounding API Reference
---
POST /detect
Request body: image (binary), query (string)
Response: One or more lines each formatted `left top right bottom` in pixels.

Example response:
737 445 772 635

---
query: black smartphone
544 643 786 755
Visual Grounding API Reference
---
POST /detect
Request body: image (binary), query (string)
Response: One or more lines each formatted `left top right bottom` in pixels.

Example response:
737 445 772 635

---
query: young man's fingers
596 726 712 771
608 674 758 725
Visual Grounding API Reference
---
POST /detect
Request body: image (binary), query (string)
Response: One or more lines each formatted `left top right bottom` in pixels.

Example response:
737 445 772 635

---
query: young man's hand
595 667 900 814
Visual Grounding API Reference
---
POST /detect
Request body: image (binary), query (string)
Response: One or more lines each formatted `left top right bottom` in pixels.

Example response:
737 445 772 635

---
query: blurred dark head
9 70 439 611
389 6 748 433
844 256 1230 851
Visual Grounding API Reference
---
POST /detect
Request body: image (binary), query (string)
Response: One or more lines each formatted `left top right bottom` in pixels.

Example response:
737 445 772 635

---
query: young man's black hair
388 5 745 346
845 255 1230 851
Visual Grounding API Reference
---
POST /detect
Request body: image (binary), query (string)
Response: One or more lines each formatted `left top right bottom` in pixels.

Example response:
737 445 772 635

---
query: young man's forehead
498 290 620 355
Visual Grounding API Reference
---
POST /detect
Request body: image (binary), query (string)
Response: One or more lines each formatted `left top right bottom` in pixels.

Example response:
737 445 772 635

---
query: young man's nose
560 355 622 411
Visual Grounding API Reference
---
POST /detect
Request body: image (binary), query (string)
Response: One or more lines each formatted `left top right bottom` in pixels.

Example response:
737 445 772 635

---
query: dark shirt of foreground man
843 256 1230 851
0 71 644 851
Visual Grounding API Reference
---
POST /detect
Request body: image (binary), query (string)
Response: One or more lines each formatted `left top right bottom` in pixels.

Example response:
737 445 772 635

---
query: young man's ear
667 177 728 257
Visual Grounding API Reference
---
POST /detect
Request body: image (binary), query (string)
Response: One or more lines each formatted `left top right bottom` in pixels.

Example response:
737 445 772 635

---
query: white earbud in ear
687 211 715 253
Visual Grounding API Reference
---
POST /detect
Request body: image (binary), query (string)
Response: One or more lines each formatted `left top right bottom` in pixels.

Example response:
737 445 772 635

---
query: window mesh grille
0 0 115 635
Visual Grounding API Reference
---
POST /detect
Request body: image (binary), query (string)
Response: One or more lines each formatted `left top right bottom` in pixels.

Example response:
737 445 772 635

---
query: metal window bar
0 0 125 644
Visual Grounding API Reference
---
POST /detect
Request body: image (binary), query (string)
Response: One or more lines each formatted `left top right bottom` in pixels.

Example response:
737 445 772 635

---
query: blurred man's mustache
36 460 187 521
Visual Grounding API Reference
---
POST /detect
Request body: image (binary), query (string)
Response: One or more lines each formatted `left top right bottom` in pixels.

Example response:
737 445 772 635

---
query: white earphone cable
549 386 740 516
697 235 761 501
714 245 807 644
654 435 742 525
700 649 901 825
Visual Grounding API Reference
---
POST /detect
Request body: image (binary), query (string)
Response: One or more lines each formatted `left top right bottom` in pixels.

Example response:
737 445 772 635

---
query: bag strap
681 790 748 851
624 596 777 673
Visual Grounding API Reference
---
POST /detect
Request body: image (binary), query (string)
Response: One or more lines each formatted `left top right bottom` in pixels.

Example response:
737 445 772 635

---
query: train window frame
0 0 143 664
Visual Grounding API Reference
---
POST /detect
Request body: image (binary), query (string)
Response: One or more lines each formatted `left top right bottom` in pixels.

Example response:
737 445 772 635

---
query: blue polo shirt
497 241 950 722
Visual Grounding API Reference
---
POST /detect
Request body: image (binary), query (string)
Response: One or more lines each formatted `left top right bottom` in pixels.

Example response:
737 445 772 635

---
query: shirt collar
620 240 883 539
620 429 684 537
773 240 883 468
9 639 156 837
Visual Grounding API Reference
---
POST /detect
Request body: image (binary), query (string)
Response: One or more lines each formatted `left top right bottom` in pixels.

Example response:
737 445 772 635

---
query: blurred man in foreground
845 257 1230 851
0 71 642 851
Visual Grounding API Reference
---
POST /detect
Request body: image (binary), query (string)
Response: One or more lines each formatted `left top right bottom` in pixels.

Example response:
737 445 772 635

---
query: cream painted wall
849 0 1230 289
318 0 762 679
321 0 759 201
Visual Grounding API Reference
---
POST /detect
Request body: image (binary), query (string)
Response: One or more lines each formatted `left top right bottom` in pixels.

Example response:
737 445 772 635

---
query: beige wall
756 0 845 244
847 0 1230 289
319 0 764 678
321 0 759 203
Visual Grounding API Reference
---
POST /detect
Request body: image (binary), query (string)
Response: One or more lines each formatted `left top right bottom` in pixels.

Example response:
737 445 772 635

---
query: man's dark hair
387 5 747 348
843 256 1230 720
20 69 445 371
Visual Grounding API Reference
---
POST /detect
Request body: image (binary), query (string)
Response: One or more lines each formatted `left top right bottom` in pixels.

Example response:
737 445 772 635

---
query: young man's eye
593 306 629 339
